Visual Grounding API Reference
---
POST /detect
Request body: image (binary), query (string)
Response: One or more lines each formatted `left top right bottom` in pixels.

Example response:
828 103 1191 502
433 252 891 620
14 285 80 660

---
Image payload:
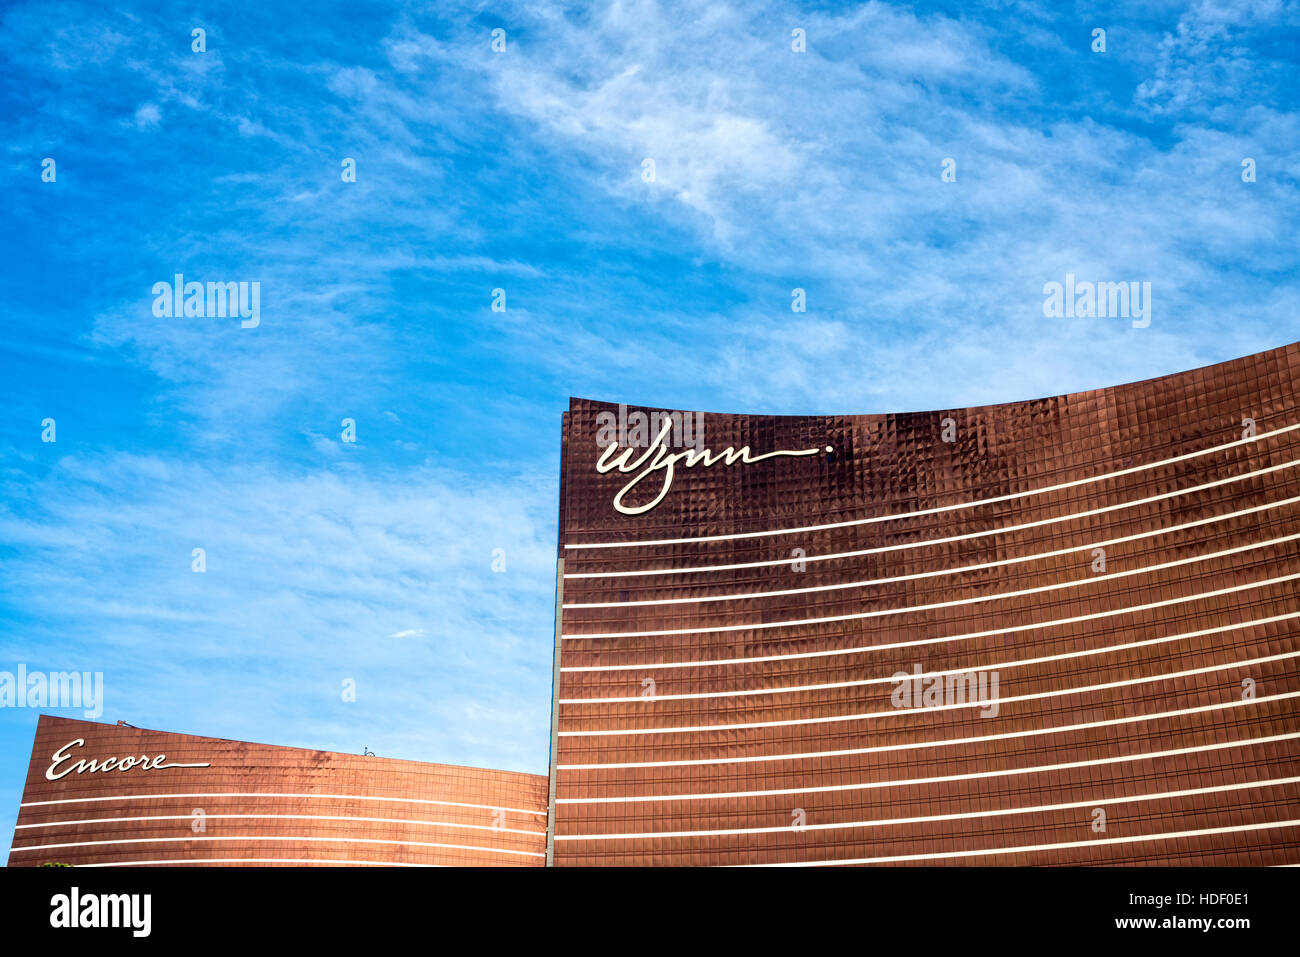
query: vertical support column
545 556 564 866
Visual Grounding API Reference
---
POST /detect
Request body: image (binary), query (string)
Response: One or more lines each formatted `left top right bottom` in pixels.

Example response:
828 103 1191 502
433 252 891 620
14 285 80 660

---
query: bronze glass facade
9 344 1300 867
550 342 1300 865
9 716 547 867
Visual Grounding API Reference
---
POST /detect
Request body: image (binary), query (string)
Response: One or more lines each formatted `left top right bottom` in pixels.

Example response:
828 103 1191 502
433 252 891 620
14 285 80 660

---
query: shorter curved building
8 715 547 867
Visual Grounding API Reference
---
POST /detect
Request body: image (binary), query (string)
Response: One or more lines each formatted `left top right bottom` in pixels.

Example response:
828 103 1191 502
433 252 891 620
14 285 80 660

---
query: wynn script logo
45 737 211 781
597 418 831 515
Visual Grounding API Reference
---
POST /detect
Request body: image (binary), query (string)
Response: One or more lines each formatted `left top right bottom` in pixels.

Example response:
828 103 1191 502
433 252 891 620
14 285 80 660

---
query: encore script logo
597 417 831 515
45 737 211 781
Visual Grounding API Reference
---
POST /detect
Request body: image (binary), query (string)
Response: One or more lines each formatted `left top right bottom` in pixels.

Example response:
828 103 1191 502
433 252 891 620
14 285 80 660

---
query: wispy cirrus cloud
0 450 555 766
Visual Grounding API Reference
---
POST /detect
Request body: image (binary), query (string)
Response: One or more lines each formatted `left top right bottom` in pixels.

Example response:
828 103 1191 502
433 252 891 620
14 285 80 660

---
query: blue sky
1 0 1298 857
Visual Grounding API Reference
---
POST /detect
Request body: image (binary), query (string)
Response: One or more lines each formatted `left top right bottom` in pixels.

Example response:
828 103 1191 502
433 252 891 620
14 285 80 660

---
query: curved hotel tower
8 342 1300 867
9 716 547 867
549 341 1300 866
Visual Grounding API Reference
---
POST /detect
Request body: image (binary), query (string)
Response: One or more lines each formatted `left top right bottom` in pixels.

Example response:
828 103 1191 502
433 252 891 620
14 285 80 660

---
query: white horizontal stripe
16 813 546 836
19 790 546 815
564 494 1300 606
744 819 1300 866
556 775 1300 839
76 858 441 867
557 690 1300 768
9 835 545 857
565 420 1300 549
555 731 1300 803
562 531 1300 640
559 612 1300 703
568 460 1300 579
561 571 1300 672
558 649 1300 735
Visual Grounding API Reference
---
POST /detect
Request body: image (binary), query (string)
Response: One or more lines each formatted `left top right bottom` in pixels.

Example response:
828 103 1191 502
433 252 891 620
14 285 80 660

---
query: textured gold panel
552 342 1300 865
10 716 547 867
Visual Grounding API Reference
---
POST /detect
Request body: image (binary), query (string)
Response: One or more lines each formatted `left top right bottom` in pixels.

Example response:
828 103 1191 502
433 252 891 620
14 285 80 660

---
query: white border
560 571 1300 670
9 834 545 857
566 464 1300 578
557 649 1300 735
565 494 1300 605
563 533 1300 639
19 791 547 815
560 613 1300 703
555 732 1300 803
564 421 1300 549
740 819 1300 866
557 691 1300 768
17 813 546 836
557 775 1300 839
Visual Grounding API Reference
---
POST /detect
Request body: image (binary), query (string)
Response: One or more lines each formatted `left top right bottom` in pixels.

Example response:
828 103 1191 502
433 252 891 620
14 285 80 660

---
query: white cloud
0 451 557 772
459 0 1300 408
132 102 161 128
